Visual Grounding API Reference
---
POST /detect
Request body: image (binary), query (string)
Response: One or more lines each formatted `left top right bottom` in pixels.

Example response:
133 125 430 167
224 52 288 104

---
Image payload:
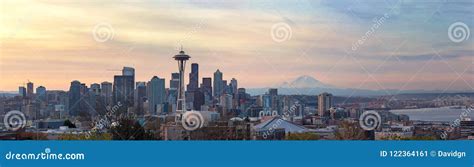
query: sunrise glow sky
0 0 473 91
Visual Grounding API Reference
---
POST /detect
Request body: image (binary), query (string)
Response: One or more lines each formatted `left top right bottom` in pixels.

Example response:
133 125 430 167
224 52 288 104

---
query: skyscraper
185 63 199 109
36 86 47 101
122 67 135 77
222 80 229 94
201 77 212 104
230 78 238 96
213 70 223 98
135 82 147 115
87 84 100 116
18 86 26 97
268 88 280 113
101 81 113 106
68 80 82 116
192 89 205 110
90 83 101 96
168 73 179 105
27 81 34 97
112 67 135 107
113 75 134 107
187 63 199 92
80 83 88 94
318 92 333 117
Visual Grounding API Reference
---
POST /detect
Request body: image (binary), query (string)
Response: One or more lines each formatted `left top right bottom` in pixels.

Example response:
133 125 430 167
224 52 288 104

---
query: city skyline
1 2 474 167
1 0 473 91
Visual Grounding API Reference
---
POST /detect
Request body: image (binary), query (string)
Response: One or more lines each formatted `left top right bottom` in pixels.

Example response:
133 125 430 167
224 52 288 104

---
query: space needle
173 47 190 122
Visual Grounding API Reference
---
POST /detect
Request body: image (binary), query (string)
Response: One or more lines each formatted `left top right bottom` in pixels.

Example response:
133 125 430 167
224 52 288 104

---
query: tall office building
26 81 34 97
168 73 179 105
192 89 205 110
80 83 88 94
87 84 100 116
90 83 101 96
268 88 280 113
222 80 230 94
113 75 135 107
213 69 223 98
147 76 166 115
101 82 113 106
230 78 238 96
36 86 47 101
185 89 205 111
18 86 26 97
122 67 135 77
318 92 333 117
135 82 147 115
185 63 199 109
187 63 199 92
68 80 82 116
113 66 135 107
201 77 212 104
36 86 46 96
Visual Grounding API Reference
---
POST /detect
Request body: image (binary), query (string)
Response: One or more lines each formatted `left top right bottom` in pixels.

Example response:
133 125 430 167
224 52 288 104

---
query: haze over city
1 0 473 91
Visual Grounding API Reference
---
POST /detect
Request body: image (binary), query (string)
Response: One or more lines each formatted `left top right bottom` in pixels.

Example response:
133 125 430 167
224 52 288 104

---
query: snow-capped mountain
248 75 386 96
279 75 332 88
246 75 458 96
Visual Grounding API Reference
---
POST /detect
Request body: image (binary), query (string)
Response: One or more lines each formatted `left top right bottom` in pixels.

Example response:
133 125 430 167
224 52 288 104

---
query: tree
335 121 367 140
143 118 163 140
63 120 76 128
59 133 112 140
110 117 155 140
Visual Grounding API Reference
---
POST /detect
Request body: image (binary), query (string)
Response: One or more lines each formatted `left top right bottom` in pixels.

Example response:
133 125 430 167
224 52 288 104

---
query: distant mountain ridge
246 75 472 96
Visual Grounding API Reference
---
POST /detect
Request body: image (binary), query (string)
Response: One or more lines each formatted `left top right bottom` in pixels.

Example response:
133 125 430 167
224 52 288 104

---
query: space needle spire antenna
173 46 190 122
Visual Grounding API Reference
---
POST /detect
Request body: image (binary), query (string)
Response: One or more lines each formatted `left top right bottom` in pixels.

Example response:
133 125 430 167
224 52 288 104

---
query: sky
0 0 473 92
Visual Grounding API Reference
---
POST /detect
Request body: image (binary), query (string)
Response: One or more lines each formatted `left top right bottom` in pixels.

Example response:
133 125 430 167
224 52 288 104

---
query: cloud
0 0 472 91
